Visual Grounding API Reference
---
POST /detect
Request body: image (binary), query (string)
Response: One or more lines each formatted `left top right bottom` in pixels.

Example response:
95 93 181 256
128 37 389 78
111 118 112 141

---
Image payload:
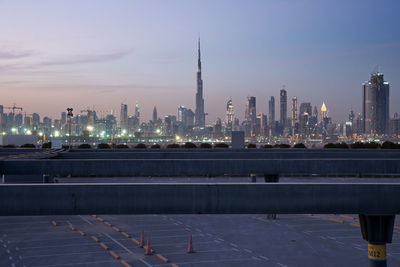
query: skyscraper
225 99 234 133
362 72 390 135
291 97 298 127
120 104 128 131
268 96 275 136
195 38 206 127
268 96 275 124
134 102 141 123
320 102 328 122
152 106 158 123
245 96 256 124
280 88 287 127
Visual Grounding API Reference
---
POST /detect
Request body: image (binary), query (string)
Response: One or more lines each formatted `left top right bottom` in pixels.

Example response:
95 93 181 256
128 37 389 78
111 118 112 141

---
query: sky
0 0 399 123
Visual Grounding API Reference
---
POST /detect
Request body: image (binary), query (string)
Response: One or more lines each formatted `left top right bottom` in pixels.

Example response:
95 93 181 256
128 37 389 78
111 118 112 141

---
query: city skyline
0 0 399 122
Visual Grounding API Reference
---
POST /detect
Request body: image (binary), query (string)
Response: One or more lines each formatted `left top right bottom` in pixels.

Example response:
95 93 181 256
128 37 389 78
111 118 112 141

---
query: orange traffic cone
139 230 145 248
145 238 153 255
187 235 195 253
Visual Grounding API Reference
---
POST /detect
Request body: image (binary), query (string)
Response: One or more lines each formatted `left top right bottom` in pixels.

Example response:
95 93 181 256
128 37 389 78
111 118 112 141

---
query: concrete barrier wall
2 158 400 176
0 183 399 216
58 151 400 159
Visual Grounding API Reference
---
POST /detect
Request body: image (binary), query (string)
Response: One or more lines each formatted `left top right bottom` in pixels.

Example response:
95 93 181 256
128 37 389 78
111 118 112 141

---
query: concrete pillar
250 173 257 183
42 174 53 183
264 174 280 220
231 131 244 149
359 214 395 267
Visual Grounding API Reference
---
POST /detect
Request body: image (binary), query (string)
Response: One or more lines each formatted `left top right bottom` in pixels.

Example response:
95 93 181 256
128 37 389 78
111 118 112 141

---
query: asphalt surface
1 177 399 266
0 214 399 267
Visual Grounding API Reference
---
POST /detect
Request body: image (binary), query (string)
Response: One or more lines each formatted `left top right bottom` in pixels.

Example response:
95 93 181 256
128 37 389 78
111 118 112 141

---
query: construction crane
5 104 23 115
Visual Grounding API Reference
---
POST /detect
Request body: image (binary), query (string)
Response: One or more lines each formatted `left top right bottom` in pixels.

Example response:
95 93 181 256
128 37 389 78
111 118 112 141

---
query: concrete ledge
2 158 400 176
0 183 399 216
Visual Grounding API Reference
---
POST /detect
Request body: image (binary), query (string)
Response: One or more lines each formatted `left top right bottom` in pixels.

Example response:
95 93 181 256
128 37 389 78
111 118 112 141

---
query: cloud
38 49 133 67
0 49 34 59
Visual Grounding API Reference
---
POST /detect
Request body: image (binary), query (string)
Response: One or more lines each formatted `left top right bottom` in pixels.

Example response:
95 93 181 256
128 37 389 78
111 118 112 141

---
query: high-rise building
120 104 128 131
280 88 287 127
268 96 275 124
245 97 256 124
268 96 275 136
320 102 328 122
225 99 234 133
362 72 390 135
61 112 67 125
134 103 141 121
300 103 312 117
178 106 194 128
195 38 206 127
152 106 158 123
291 97 298 127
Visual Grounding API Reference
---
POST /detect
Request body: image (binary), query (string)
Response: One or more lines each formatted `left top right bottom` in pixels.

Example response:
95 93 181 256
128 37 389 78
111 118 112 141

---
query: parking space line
163 248 235 256
30 260 118 266
78 215 93 225
18 242 95 250
22 250 119 259
152 257 258 266
104 233 133 254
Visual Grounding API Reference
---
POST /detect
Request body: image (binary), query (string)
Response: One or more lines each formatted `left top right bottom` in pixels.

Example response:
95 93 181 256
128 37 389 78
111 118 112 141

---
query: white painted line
7 249 10 253
259 255 269 260
149 241 215 247
10 237 83 243
22 250 119 259
28 260 118 266
104 233 133 254
19 242 96 250
310 229 357 233
149 234 203 239
330 236 361 239
152 257 257 266
163 248 235 256
217 238 225 242
277 263 288 267
78 215 93 225
244 249 253 253
230 243 238 247
336 241 345 245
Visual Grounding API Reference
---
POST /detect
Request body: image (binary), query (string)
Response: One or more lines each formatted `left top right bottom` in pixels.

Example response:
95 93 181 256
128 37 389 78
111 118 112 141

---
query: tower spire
195 37 205 128
197 36 201 72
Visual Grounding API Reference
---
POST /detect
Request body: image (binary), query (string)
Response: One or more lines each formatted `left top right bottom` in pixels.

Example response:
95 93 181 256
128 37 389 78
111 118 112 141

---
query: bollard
359 214 395 267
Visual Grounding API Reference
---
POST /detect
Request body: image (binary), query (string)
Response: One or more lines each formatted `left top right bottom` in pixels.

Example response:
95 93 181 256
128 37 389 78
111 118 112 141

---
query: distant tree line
1 141 400 149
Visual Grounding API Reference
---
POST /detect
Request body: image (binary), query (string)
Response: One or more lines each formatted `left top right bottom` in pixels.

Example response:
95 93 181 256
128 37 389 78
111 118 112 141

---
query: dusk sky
0 0 399 123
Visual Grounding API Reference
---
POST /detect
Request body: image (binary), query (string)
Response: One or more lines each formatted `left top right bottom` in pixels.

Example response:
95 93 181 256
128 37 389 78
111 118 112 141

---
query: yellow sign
368 244 386 261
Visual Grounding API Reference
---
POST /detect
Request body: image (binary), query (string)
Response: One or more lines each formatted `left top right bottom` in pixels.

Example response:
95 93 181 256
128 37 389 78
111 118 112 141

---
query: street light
67 108 73 149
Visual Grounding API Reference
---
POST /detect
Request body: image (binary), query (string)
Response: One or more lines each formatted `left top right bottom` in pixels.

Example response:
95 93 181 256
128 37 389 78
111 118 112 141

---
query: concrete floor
0 214 399 267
